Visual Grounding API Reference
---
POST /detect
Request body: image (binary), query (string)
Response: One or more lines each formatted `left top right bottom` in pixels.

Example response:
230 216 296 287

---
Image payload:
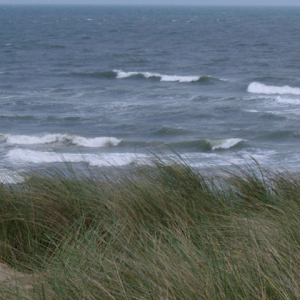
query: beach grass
0 158 300 299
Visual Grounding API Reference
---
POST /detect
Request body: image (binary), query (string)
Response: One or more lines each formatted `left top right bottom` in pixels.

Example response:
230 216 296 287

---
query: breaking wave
1 134 245 153
248 82 300 95
114 69 201 82
113 69 221 83
169 138 245 151
275 96 300 105
68 70 222 83
207 138 245 150
1 134 122 148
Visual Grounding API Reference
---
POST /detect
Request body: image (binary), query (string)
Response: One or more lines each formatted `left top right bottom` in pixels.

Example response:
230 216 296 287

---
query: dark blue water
1 5 300 182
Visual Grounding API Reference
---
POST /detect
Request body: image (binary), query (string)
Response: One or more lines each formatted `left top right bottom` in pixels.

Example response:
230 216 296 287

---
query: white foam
5 147 280 172
275 96 300 105
208 138 245 150
248 82 300 95
6 149 65 164
3 134 122 148
5 134 66 145
6 149 149 167
244 109 260 113
72 136 121 147
115 70 140 79
234 149 277 166
182 149 276 168
160 75 200 82
113 69 201 83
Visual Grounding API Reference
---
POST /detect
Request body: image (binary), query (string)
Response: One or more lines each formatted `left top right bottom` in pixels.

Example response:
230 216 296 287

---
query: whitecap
244 109 260 113
113 69 201 83
160 74 200 82
3 134 122 147
248 82 300 95
114 70 140 78
5 134 66 145
72 136 121 147
275 96 300 105
207 138 245 150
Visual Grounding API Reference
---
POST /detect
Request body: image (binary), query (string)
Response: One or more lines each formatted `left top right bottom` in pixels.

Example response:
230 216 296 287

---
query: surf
248 82 300 95
1 134 122 148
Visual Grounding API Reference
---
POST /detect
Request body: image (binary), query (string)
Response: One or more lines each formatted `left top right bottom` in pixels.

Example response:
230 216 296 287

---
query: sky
0 0 299 5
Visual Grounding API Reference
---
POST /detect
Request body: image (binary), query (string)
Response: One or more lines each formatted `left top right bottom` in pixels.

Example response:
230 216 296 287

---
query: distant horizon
1 0 300 7
1 3 300 6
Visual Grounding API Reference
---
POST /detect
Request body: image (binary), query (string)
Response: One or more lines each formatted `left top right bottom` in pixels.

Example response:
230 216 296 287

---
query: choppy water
1 5 300 182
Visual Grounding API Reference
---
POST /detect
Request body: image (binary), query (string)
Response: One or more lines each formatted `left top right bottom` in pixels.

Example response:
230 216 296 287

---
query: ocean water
1 5 300 182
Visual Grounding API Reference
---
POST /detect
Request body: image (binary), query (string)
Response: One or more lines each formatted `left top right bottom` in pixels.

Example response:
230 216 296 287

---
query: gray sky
1 0 300 5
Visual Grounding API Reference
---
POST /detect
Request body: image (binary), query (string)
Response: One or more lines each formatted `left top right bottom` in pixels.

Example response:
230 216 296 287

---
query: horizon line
1 3 300 6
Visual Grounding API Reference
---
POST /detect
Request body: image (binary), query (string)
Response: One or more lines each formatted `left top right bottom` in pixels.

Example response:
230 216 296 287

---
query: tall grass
0 158 300 299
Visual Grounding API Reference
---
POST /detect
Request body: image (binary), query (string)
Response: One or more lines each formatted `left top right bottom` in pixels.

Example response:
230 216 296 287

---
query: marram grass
0 158 300 299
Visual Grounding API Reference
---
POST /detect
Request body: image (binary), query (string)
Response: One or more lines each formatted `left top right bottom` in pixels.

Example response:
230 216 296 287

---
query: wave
5 148 278 170
114 69 201 82
6 149 149 167
244 109 260 113
1 134 122 148
257 130 300 141
275 96 300 105
1 134 245 152
169 140 211 151
207 138 245 150
153 126 190 137
259 112 286 121
248 82 300 95
68 69 222 83
169 138 245 151
72 136 121 147
69 71 116 79
0 115 36 121
113 69 220 83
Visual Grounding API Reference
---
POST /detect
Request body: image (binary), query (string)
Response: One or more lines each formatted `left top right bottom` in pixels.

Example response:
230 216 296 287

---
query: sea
1 5 300 182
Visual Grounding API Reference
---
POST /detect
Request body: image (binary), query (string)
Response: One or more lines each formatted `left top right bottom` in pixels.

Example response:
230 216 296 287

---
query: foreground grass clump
0 160 300 299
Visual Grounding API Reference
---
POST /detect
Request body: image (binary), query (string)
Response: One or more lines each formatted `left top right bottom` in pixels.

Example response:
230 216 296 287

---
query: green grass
0 158 300 299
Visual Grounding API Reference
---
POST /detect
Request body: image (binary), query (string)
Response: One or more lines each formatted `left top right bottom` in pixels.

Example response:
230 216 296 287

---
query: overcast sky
1 0 299 6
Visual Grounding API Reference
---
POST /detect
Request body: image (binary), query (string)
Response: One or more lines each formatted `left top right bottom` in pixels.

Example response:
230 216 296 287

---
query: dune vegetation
0 157 299 299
